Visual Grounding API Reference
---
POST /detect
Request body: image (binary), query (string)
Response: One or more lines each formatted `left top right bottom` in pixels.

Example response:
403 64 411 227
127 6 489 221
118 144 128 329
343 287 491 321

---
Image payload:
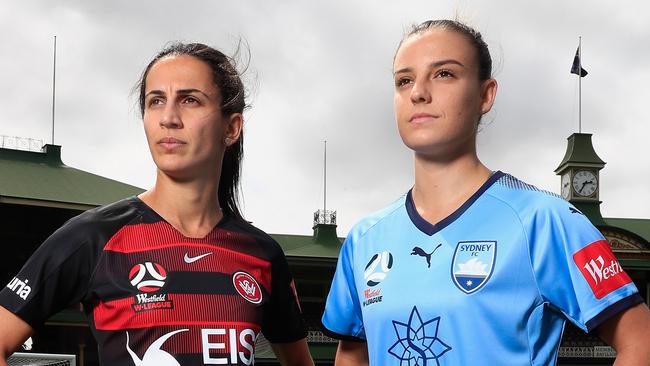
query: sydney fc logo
451 241 496 294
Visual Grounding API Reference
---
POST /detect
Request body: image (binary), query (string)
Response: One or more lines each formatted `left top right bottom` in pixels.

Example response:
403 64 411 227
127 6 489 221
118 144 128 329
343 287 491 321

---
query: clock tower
555 133 606 225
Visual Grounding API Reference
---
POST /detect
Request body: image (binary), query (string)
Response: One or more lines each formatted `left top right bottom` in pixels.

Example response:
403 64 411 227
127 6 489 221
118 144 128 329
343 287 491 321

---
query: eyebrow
393 59 465 75
144 88 211 99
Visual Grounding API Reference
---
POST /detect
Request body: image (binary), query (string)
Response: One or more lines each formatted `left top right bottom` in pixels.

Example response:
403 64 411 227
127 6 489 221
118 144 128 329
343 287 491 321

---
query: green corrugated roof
604 217 650 244
555 133 606 173
270 232 343 258
0 145 144 208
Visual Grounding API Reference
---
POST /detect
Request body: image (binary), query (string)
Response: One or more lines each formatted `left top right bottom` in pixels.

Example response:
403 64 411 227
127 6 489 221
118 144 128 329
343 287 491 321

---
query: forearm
271 338 314 366
0 306 32 364
613 346 650 366
334 340 368 366
599 303 650 366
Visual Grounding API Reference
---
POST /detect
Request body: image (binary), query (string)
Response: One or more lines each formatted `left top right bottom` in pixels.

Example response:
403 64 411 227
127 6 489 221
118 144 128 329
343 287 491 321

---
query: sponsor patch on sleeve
573 240 632 299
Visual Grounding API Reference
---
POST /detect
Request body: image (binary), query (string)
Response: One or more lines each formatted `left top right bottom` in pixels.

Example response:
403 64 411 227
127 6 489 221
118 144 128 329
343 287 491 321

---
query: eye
395 77 412 88
182 96 200 104
435 69 454 78
147 97 165 107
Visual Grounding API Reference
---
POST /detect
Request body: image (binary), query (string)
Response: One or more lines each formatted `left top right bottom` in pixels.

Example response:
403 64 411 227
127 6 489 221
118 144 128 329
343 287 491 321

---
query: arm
270 338 314 366
597 303 650 365
334 340 368 366
0 305 33 365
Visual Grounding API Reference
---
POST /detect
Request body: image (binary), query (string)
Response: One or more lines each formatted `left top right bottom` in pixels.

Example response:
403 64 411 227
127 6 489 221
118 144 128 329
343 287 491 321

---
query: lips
157 136 186 149
409 113 439 123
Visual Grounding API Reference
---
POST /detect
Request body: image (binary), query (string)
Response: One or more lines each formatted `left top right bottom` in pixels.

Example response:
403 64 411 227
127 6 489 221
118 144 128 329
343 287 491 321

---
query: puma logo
569 207 584 215
411 244 442 268
126 329 188 365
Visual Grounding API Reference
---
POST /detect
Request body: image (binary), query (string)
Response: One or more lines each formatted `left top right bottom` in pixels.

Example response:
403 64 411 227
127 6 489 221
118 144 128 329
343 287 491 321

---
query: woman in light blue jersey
322 20 650 365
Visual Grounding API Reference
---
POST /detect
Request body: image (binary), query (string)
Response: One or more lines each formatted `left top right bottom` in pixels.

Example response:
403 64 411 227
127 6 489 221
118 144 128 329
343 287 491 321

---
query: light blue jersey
322 172 641 366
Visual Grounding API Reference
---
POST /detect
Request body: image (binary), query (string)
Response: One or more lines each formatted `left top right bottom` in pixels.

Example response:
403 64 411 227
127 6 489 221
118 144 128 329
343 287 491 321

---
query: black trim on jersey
406 171 505 236
0 197 145 329
321 322 366 343
585 293 644 332
165 272 243 295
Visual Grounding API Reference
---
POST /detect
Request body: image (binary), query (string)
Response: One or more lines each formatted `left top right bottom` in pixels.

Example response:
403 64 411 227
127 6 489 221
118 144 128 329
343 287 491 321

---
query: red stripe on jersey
94 294 264 330
105 221 255 253
573 240 632 299
108 245 272 290
103 222 273 291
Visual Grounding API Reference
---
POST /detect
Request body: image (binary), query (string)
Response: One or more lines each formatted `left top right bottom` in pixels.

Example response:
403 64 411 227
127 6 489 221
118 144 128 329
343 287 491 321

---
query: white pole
323 140 327 213
578 36 582 133
51 36 57 145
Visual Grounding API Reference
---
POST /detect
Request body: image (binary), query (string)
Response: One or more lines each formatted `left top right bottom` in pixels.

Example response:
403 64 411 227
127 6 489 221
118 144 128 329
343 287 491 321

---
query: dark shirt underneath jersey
0 197 306 365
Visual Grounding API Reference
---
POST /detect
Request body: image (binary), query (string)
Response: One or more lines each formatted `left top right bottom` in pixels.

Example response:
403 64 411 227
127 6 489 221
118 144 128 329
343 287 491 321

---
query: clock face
572 170 598 197
561 173 571 199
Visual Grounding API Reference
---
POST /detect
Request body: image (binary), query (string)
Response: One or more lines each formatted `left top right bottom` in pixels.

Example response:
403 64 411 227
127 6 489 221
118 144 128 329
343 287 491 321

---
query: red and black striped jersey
0 197 306 365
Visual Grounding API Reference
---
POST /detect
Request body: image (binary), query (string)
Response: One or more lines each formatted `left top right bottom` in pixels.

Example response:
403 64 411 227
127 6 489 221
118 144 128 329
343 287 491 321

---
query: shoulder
487 172 573 217
220 217 286 261
347 194 407 243
487 172 600 238
52 196 145 244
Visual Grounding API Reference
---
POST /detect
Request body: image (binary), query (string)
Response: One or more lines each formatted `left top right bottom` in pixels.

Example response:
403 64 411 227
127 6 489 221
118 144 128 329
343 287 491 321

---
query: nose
160 103 183 129
410 80 432 104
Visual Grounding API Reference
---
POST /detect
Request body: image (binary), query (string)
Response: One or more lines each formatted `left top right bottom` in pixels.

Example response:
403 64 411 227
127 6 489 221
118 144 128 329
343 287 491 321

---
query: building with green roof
554 133 650 364
0 142 342 365
1 133 648 365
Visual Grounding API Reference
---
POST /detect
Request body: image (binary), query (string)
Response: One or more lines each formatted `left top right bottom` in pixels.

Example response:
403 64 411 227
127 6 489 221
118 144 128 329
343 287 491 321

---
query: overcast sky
1 1 649 236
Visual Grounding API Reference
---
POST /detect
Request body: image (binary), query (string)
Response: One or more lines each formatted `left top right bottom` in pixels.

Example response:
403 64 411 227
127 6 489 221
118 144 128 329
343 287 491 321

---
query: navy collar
405 171 504 236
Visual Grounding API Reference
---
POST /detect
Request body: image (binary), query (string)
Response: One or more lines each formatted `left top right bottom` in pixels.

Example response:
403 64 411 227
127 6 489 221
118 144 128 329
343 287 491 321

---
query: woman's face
393 29 496 159
142 55 241 180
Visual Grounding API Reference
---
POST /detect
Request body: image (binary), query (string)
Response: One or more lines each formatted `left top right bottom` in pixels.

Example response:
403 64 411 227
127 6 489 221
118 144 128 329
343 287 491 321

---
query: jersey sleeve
321 236 366 341
260 248 307 343
527 198 642 332
0 216 96 329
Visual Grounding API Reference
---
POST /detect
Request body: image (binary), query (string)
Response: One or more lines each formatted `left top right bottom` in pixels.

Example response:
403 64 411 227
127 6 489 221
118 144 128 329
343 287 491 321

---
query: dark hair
136 42 247 220
397 20 492 81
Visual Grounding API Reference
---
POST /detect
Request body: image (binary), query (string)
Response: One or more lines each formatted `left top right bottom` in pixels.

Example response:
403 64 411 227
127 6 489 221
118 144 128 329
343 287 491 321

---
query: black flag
571 46 588 77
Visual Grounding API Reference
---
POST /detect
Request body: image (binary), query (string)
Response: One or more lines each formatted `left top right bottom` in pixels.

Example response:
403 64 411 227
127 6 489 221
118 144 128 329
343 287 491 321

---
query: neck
411 149 491 225
139 169 223 238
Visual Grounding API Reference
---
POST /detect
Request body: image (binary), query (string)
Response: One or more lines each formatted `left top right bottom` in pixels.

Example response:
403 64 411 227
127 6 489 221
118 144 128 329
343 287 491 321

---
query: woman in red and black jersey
0 43 314 366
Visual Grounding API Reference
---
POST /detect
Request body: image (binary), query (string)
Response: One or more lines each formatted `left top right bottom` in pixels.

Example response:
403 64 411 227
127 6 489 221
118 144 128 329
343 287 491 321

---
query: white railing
314 209 337 226
558 346 616 358
0 135 44 152
7 353 75 366
307 330 338 343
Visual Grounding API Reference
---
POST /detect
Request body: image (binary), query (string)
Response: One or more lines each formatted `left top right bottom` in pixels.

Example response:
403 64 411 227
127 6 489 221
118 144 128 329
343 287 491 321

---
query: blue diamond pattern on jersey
388 306 451 366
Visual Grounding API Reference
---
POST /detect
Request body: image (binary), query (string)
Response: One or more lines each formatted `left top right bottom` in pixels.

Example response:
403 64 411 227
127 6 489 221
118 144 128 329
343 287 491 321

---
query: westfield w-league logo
129 261 174 312
129 262 167 292
573 240 632 299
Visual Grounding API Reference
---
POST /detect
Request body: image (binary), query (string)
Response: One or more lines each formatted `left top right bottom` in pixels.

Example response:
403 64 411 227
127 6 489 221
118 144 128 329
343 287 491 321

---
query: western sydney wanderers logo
451 241 496 294
233 271 262 304
129 261 174 312
573 240 632 299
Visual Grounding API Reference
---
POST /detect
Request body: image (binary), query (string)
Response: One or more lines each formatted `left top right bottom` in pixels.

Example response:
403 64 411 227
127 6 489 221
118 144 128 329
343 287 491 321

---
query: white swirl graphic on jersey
364 251 393 287
126 329 188 366
129 262 167 292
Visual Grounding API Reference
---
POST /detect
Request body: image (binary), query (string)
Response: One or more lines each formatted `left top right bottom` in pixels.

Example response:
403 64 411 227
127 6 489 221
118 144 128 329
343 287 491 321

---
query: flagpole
323 140 327 213
51 35 57 145
578 36 582 133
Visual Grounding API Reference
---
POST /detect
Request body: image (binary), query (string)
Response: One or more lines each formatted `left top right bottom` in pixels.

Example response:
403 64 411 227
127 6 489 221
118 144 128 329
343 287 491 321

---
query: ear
224 113 243 146
479 78 498 115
